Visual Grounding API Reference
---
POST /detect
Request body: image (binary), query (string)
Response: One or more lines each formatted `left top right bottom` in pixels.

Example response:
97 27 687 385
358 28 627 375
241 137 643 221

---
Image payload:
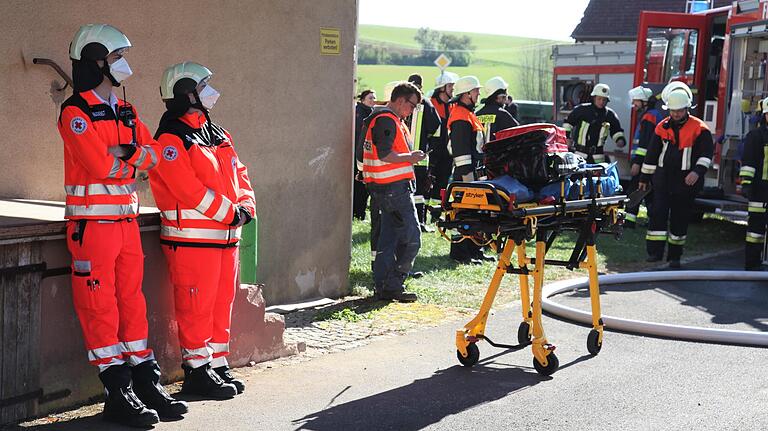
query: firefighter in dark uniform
428 71 459 207
447 76 493 264
625 85 664 228
476 76 519 141
406 74 441 232
739 96 768 271
563 83 626 163
639 83 714 269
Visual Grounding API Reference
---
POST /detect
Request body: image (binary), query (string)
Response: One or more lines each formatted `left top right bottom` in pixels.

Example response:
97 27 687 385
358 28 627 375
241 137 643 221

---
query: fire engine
554 0 768 222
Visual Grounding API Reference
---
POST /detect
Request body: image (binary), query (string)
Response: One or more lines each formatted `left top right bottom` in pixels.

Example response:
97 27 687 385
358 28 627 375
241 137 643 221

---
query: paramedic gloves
229 206 253 227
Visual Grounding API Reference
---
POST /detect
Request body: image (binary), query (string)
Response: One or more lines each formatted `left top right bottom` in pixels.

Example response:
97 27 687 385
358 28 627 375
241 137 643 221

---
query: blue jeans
368 182 421 293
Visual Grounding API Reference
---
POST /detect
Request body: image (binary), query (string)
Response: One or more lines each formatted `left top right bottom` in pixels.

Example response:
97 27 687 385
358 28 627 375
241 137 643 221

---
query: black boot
132 360 188 419
181 363 237 399
213 366 245 394
99 364 159 428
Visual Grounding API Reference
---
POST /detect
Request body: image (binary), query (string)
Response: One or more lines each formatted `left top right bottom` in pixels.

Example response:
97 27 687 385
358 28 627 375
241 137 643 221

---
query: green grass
357 64 530 101
356 24 560 99
349 210 745 310
359 24 561 65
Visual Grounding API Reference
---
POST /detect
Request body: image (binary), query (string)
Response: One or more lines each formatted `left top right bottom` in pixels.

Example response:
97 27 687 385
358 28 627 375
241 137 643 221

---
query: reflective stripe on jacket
149 112 256 246
362 110 416 185
58 90 160 220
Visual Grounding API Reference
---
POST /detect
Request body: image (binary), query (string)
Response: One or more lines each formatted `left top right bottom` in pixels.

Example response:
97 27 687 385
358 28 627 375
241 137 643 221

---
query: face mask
109 58 133 83
199 84 220 110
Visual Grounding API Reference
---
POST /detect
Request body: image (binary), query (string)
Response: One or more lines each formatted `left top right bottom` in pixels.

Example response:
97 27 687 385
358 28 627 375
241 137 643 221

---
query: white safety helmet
761 97 768 114
643 87 654 100
661 81 693 110
160 62 213 100
661 82 693 104
383 81 403 102
484 76 509 97
590 83 611 100
69 24 131 60
454 76 483 96
434 71 459 88
628 85 652 101
663 91 692 111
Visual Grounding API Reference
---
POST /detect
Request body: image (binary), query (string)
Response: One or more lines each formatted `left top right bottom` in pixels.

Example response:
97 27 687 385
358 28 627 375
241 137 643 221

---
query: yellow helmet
160 62 213 100
69 24 131 60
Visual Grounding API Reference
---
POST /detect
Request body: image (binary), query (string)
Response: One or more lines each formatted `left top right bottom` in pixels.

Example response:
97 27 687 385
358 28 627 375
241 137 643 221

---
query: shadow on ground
291 361 544 431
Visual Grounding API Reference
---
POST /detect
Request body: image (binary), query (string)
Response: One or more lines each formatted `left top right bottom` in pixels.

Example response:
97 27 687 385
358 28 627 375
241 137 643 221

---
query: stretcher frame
435 170 626 376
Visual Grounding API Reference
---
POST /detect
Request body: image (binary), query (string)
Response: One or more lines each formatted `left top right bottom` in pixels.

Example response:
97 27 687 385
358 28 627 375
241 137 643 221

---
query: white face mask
199 84 220 110
109 57 133 83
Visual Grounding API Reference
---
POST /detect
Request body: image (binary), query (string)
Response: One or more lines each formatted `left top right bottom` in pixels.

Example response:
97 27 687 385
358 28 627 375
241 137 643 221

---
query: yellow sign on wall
320 27 341 55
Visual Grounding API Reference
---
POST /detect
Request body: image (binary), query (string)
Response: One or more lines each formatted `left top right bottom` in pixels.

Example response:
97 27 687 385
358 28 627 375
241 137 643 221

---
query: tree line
358 27 474 67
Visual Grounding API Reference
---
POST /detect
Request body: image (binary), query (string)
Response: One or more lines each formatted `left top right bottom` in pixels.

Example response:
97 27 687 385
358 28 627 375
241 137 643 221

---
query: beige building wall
0 0 357 304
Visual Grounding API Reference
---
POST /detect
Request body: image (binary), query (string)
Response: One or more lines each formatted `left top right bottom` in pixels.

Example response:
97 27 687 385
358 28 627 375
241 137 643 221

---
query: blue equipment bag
479 175 534 203
569 162 622 199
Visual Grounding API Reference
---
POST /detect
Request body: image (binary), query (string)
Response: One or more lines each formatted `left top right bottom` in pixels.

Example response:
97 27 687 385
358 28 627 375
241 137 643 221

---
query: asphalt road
21 299 768 430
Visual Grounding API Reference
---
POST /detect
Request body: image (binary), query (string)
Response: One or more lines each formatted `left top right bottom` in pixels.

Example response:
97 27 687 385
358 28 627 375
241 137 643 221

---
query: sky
359 0 591 41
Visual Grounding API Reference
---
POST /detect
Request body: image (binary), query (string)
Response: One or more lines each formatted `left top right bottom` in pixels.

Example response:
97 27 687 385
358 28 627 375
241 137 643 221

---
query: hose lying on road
542 271 768 347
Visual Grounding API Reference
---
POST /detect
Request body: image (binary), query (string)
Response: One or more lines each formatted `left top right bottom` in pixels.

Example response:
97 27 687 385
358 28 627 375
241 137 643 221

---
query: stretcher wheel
533 353 559 376
517 322 531 345
457 343 480 367
587 329 602 355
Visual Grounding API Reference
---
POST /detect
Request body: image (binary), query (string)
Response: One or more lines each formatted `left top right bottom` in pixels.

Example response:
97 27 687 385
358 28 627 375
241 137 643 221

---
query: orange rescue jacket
149 112 256 247
58 90 159 220
362 110 416 185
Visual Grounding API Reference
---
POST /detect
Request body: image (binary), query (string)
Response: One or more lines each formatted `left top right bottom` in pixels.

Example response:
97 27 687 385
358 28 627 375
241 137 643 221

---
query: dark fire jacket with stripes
639 115 714 192
563 102 625 162
739 125 768 202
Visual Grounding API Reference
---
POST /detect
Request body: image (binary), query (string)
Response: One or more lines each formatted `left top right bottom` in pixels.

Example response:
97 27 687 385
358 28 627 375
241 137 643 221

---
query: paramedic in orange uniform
149 62 255 399
58 24 187 427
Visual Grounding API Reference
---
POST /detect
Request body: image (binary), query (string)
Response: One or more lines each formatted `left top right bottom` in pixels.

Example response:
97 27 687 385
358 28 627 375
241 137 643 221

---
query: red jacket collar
179 111 207 129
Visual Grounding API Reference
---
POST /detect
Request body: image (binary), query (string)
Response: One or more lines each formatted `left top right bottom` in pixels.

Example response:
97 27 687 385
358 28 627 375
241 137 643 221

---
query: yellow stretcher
435 171 626 376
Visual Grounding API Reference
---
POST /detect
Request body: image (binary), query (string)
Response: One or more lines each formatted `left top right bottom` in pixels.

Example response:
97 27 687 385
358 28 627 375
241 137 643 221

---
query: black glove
239 206 254 225
230 206 253 227
117 144 137 161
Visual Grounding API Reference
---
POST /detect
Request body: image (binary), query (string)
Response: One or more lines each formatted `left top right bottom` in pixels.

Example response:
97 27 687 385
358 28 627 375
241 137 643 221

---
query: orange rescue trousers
66 219 154 371
162 245 238 368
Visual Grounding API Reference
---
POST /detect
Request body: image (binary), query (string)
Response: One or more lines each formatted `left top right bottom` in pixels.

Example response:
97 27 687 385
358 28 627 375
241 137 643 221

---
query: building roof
571 0 733 42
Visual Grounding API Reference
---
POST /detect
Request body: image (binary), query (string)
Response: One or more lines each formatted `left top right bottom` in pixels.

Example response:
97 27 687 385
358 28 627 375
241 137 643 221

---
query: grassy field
356 25 559 99
359 25 561 65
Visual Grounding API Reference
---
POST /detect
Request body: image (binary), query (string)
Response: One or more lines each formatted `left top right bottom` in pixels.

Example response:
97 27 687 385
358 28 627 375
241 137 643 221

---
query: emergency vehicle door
635 12 710 117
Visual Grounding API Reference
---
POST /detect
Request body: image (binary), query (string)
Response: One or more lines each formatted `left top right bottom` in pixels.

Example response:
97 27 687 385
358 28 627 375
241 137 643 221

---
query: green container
239 214 258 284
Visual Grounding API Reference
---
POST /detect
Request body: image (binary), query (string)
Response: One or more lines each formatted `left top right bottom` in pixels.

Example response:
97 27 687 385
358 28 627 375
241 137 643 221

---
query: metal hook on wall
32 58 72 91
